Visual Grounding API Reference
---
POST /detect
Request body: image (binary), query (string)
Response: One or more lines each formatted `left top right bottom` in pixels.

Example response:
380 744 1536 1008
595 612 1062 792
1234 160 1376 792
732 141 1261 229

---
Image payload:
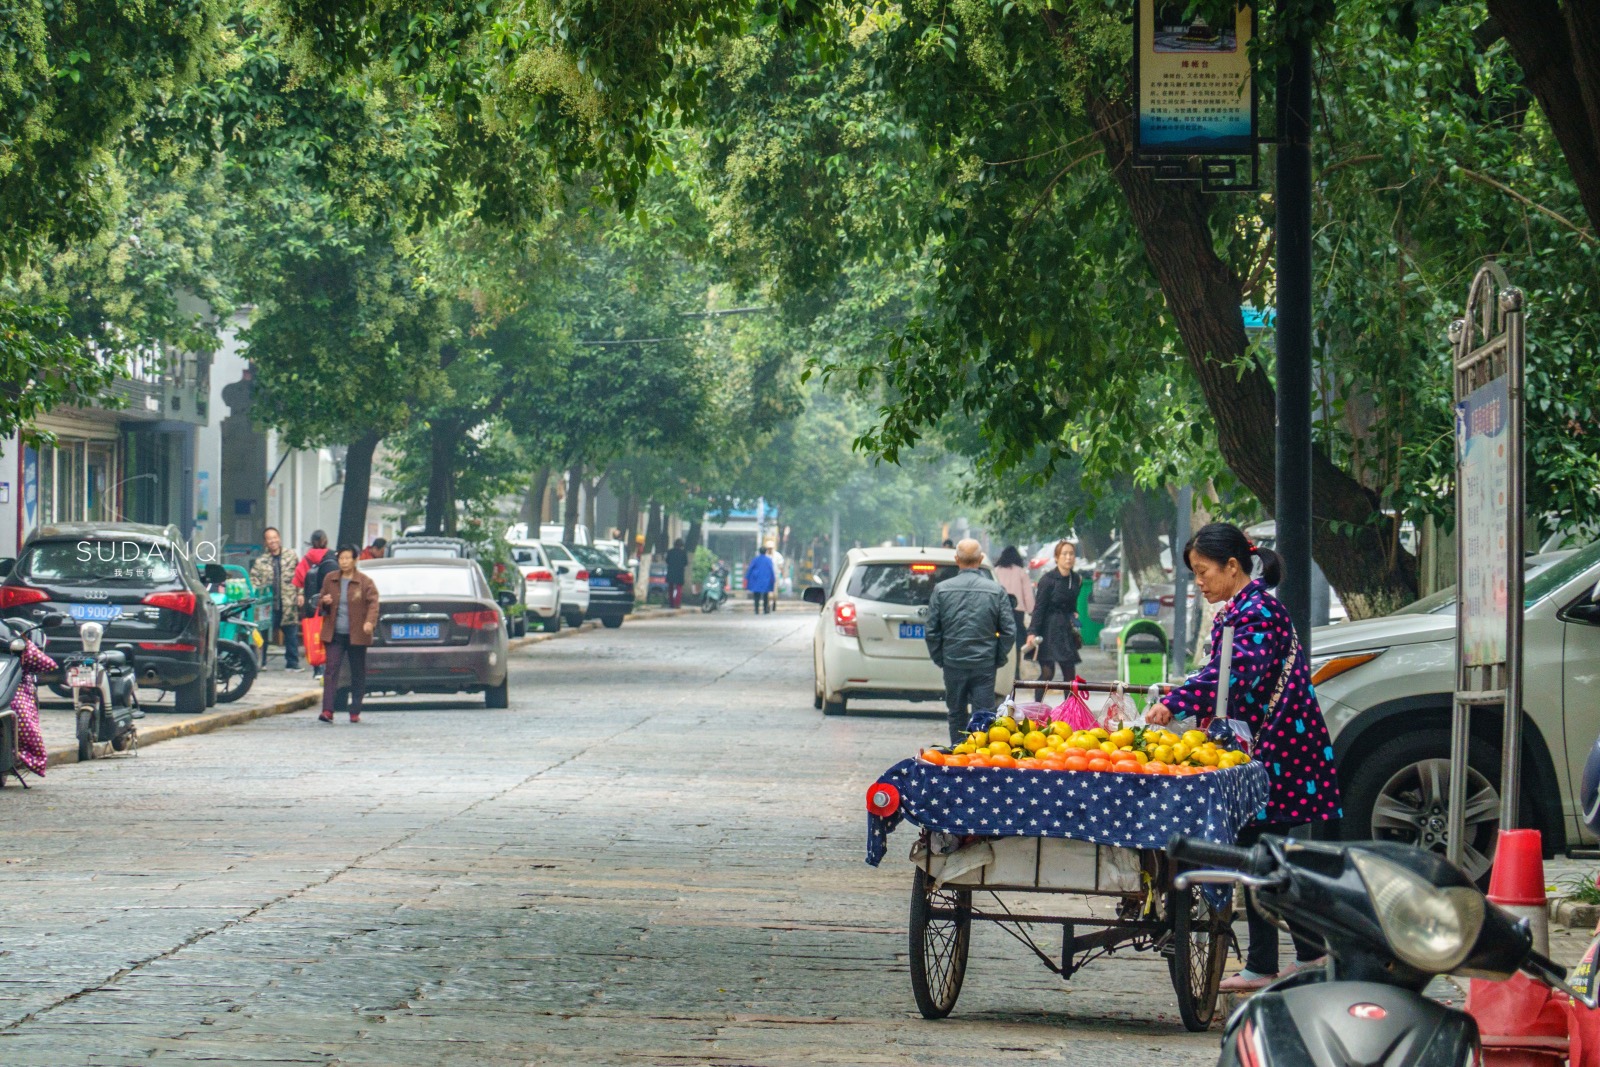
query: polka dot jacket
1163 579 1342 826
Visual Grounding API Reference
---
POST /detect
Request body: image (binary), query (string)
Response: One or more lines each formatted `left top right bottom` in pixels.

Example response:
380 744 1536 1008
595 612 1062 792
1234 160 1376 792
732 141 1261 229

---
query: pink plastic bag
1049 680 1100 731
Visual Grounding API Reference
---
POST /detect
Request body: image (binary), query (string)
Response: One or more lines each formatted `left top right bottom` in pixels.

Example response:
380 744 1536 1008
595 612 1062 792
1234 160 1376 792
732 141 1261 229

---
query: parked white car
1310 543 1600 881
803 546 1019 716
541 541 591 628
510 541 563 633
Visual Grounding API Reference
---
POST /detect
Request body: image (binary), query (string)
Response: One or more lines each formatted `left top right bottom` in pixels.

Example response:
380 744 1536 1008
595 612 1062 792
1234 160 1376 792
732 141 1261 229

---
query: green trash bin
1118 619 1169 707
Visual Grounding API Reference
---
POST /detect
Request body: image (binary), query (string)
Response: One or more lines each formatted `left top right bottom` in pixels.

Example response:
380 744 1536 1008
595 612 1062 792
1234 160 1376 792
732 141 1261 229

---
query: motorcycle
215 598 265 704
62 618 140 762
700 564 730 613
1169 832 1585 1067
0 613 61 787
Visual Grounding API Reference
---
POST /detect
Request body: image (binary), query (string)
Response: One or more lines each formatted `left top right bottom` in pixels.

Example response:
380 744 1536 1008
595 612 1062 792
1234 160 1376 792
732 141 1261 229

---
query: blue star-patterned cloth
866 761 1270 867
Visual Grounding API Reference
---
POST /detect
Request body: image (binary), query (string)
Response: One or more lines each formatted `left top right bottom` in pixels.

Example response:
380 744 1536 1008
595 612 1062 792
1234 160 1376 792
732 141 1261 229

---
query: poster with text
1136 2 1255 156
1456 377 1509 667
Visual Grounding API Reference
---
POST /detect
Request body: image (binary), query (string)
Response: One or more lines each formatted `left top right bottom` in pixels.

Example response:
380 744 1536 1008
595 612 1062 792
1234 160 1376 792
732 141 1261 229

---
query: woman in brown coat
316 544 380 723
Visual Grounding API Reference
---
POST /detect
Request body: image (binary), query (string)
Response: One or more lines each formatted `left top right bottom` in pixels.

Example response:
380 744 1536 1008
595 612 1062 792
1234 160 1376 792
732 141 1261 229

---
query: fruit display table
866 679 1270 1033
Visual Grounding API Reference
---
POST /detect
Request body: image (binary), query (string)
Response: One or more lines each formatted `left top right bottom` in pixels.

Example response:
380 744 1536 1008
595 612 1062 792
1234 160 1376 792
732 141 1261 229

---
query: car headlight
1354 852 1484 973
1309 647 1384 685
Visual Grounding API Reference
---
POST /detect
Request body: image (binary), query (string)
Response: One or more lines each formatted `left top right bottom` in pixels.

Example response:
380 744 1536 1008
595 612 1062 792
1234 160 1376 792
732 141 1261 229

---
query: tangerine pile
919 716 1250 775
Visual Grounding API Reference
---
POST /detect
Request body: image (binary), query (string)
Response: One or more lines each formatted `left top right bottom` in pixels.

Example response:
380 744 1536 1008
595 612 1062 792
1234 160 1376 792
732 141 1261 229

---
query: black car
568 544 635 628
1 523 224 714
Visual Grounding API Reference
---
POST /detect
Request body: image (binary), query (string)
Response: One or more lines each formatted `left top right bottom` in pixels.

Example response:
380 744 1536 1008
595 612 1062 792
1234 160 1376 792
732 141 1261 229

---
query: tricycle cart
869 679 1269 1032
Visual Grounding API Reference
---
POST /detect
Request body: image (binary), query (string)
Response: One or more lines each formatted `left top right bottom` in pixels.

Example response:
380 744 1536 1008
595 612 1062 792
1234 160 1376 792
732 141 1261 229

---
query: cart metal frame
904 678 1233 1031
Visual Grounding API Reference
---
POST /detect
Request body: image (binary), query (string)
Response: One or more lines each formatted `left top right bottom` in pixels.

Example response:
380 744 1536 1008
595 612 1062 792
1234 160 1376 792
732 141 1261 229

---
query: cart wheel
909 866 971 1019
1168 883 1229 1032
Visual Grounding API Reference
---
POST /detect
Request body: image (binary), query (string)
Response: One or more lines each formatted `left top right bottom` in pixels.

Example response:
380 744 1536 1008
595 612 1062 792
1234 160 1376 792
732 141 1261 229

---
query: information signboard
1455 377 1510 666
1135 2 1256 157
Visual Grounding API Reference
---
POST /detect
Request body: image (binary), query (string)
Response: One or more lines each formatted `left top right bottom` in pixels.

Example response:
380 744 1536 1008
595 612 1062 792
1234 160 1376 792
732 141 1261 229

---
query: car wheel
174 674 206 716
542 612 561 634
823 694 847 716
205 663 218 707
564 610 583 629
485 677 509 709
1341 727 1525 885
515 618 527 638
601 615 623 629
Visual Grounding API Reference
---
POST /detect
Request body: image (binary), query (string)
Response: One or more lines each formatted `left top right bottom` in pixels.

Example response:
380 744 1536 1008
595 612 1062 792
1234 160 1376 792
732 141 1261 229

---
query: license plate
1098 576 1113 589
899 623 926 639
68 603 120 621
390 623 441 641
1142 601 1160 616
65 665 99 687
589 577 611 587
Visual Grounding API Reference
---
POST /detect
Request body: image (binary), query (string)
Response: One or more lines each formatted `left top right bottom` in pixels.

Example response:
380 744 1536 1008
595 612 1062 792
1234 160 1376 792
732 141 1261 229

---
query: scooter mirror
40 613 66 628
802 586 826 607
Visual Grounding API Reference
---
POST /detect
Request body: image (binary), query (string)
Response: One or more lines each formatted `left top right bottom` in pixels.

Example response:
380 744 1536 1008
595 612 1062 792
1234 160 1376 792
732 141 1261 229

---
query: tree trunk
1078 86 1418 618
424 419 453 536
524 466 550 531
562 463 582 544
645 500 665 554
685 517 703 552
1119 489 1168 589
1489 0 1600 233
337 430 381 551
583 472 605 541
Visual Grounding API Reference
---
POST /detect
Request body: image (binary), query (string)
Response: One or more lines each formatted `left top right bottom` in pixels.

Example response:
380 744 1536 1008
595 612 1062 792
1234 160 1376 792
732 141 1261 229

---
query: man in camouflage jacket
250 527 302 669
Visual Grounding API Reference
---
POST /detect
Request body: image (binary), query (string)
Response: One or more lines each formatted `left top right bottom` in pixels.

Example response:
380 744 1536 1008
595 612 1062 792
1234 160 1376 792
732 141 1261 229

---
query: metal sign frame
1446 262 1525 871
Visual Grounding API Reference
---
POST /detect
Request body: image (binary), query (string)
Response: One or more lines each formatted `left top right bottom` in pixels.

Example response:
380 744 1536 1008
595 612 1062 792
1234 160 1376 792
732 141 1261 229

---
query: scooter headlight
80 621 104 654
1354 852 1484 973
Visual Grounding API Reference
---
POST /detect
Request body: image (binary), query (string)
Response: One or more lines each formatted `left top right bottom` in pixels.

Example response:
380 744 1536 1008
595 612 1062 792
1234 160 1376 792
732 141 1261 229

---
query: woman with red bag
313 545 380 724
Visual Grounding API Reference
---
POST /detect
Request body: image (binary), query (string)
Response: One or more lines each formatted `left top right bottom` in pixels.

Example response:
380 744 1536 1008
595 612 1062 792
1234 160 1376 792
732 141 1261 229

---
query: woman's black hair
995 545 1025 568
336 543 360 560
1182 522 1283 587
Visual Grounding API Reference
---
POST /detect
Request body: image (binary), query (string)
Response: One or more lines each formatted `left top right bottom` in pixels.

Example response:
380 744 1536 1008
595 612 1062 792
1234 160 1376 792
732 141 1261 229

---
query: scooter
62 619 140 762
215 598 264 704
1169 832 1583 1066
701 564 730 613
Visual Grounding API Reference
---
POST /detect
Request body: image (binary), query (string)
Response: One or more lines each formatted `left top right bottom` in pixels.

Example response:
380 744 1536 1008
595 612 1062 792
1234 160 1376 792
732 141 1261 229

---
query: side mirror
202 563 228 586
0 558 14 578
1591 578 1600 604
802 586 826 606
495 590 517 608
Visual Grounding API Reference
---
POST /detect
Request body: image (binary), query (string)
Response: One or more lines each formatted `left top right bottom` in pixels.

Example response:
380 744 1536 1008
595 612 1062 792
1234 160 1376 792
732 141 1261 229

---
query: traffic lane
0 612 1217 1066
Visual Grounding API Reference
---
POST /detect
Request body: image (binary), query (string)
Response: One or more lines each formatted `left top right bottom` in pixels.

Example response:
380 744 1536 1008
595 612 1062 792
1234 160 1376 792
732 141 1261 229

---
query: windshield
1392 548 1592 616
543 542 575 563
568 545 611 570
848 563 986 605
511 545 544 566
388 542 466 560
1524 540 1600 606
367 565 477 597
21 539 179 583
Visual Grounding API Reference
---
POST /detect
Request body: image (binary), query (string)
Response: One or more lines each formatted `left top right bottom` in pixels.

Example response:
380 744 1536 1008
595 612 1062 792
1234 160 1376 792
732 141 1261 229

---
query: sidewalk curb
41 606 693 766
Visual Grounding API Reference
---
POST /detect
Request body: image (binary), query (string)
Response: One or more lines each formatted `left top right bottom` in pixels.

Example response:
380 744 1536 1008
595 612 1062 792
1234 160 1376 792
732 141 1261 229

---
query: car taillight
575 570 588 581
1159 594 1175 608
526 570 554 583
834 601 858 637
143 591 196 614
0 586 48 609
452 610 501 630
617 572 635 584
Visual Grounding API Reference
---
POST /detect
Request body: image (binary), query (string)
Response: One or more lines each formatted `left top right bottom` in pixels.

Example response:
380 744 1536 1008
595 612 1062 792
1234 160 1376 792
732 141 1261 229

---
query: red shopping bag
300 615 326 667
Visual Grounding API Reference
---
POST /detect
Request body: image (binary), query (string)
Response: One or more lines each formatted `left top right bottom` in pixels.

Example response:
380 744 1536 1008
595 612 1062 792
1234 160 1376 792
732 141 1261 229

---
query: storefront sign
1455 377 1509 666
1135 2 1256 158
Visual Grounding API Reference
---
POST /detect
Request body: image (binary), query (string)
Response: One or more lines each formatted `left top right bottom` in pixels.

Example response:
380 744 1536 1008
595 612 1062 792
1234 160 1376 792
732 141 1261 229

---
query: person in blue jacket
745 546 777 615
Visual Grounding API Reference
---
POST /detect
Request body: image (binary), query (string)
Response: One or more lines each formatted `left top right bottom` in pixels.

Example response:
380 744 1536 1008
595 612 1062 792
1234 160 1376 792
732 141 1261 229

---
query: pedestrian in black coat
1025 540 1083 699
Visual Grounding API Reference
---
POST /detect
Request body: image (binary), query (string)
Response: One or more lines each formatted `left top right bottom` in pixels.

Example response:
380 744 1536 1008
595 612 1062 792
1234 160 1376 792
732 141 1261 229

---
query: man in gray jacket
925 538 1016 744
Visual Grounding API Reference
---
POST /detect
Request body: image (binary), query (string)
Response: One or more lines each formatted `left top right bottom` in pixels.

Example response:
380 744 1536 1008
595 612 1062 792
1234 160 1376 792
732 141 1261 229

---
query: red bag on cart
300 615 326 667
1049 679 1101 731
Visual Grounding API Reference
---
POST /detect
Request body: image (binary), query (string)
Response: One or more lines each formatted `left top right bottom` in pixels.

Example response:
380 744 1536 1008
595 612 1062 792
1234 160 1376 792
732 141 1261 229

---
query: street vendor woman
1144 521 1341 993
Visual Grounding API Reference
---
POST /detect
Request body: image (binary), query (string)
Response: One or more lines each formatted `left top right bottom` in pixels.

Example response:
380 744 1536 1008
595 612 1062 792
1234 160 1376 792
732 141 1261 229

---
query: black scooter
61 618 140 762
1169 833 1583 1066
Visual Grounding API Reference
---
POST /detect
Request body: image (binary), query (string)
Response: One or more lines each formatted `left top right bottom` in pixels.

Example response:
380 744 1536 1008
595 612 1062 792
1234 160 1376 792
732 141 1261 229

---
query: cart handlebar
1010 679 1175 696
1166 834 1256 873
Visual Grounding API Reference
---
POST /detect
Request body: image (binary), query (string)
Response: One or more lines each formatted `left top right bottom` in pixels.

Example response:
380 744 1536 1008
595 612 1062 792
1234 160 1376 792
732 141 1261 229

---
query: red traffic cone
1470 829 1566 1065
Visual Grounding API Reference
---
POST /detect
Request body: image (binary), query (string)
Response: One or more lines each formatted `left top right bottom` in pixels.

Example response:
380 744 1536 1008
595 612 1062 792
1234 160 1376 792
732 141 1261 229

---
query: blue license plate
1142 601 1160 616
390 623 441 641
589 577 611 587
69 603 120 621
899 623 925 639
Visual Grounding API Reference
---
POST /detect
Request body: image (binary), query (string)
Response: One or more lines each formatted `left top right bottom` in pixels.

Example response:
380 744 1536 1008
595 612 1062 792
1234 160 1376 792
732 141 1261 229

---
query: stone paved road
1 609 1587 1067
